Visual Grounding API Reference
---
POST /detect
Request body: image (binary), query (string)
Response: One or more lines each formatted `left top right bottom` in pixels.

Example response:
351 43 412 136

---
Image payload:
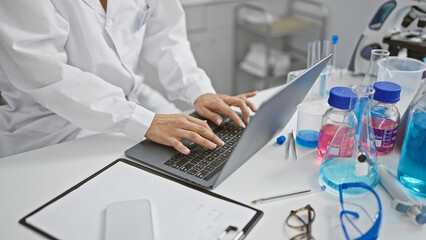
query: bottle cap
332 35 339 45
276 135 286 145
373 81 401 103
328 87 358 110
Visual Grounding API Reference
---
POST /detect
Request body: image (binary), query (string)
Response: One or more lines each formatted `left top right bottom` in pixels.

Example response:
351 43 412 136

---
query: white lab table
1 80 425 239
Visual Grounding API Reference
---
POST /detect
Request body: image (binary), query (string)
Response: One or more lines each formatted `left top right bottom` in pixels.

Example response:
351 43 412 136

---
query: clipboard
20 159 263 240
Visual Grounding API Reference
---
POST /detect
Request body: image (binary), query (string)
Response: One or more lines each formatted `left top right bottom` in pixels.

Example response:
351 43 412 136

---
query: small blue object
328 87 358 110
373 81 401 103
276 135 286 145
332 35 339 45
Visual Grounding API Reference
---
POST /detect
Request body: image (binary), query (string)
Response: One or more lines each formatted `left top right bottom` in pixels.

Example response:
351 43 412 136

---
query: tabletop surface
1 74 425 240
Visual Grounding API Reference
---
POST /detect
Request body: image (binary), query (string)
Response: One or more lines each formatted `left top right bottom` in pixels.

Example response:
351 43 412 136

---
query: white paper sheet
26 161 257 240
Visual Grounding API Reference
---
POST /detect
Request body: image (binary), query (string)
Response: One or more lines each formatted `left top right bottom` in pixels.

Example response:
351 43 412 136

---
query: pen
251 185 326 204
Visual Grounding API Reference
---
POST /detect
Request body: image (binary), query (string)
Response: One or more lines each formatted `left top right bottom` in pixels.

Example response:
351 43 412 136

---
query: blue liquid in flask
296 130 319 148
320 157 379 193
398 112 426 197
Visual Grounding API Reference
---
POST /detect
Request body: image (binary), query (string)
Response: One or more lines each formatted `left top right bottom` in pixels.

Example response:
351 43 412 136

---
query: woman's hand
194 91 257 128
145 114 225 154
144 92 257 155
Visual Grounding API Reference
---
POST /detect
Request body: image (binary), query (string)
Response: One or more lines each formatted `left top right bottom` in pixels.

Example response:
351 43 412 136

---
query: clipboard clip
215 226 238 240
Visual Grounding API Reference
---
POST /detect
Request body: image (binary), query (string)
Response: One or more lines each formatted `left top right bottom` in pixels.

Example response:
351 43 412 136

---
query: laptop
125 55 331 189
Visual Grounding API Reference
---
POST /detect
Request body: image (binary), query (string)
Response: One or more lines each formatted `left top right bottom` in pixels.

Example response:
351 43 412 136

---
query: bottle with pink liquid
317 87 358 158
371 81 401 155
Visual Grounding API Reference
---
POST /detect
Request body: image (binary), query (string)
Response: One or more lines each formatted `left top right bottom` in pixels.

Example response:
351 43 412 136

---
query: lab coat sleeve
141 0 216 105
0 0 154 142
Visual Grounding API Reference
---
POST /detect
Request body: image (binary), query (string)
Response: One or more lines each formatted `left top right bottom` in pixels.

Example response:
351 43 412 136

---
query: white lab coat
0 0 216 157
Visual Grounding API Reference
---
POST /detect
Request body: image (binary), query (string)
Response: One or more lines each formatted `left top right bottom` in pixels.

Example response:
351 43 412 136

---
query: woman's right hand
145 114 224 154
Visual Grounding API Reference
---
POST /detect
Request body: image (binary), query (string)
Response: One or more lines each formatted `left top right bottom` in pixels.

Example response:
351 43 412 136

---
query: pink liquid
317 124 356 158
372 117 398 155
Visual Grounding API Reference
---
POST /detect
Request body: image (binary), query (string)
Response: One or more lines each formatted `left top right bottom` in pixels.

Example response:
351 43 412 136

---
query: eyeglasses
339 182 382 240
285 204 315 240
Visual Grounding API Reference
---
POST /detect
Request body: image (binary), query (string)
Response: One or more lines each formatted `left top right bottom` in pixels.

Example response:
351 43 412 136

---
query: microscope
349 0 426 74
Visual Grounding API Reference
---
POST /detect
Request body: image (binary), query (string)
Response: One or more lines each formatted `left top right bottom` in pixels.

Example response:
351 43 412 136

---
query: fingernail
184 148 190 154
241 122 246 128
219 139 225 146
216 119 222 125
209 143 217 149
246 117 250 124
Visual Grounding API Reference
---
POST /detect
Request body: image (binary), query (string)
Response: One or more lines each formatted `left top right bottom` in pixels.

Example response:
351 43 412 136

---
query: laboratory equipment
379 164 426 225
377 57 426 98
360 49 390 86
353 85 376 140
395 80 426 148
353 49 388 139
296 102 328 148
320 86 379 192
349 0 426 74
317 87 358 158
289 131 297 160
307 40 322 68
330 35 339 70
371 81 401 155
397 92 426 197
307 39 332 98
339 182 382 240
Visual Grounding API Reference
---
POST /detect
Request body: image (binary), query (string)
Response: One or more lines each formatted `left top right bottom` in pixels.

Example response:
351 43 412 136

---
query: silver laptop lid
212 55 331 188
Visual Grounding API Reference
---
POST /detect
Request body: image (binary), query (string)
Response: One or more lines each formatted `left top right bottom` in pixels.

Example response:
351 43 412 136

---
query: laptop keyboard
163 118 245 181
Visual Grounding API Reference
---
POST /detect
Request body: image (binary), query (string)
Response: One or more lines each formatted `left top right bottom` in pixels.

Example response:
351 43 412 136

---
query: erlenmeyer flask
320 86 379 194
353 85 375 139
361 49 389 86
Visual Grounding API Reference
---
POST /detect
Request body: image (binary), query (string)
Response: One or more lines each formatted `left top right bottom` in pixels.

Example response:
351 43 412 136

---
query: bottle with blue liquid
398 93 426 197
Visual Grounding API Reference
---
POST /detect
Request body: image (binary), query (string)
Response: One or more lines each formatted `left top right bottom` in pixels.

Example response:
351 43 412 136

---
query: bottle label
355 162 368 176
318 124 355 158
373 125 398 148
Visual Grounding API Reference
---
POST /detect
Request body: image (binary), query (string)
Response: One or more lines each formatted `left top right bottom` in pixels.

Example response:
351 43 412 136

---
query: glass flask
361 49 389 86
320 86 379 194
353 85 375 140
354 50 389 138
397 93 426 197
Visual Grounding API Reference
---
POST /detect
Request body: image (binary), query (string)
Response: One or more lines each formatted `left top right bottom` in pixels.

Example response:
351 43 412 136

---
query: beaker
377 57 425 94
377 57 426 112
296 102 328 148
320 86 379 193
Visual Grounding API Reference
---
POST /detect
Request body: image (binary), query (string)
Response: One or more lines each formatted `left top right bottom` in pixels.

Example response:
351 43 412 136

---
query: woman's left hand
194 91 258 128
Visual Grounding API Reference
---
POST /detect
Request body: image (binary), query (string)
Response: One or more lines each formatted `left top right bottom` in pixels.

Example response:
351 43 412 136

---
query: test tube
331 35 339 70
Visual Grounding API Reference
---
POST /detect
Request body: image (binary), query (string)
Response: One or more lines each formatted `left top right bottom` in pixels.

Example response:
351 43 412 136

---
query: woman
0 0 256 157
